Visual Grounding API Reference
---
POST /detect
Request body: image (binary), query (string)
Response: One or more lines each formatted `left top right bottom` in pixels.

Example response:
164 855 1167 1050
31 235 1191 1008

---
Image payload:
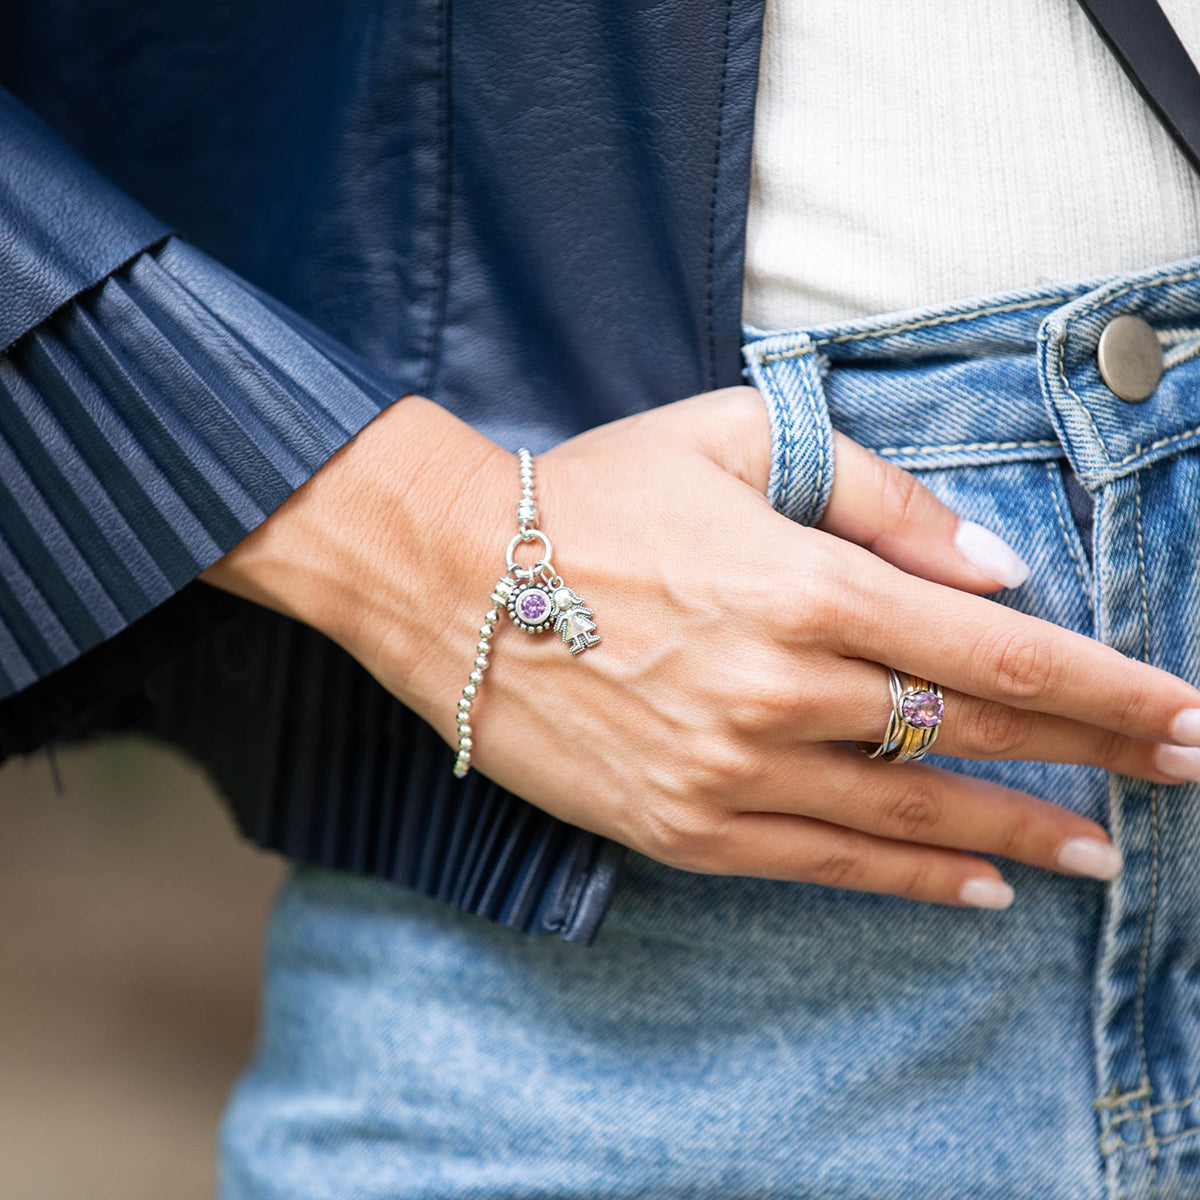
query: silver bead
469 669 483 684
459 736 473 750
474 655 488 669
485 609 499 623
479 625 493 639
476 640 490 654
463 684 477 698
458 723 472 738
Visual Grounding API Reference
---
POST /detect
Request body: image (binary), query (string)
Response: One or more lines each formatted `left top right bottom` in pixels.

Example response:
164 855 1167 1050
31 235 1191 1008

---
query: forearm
198 394 514 727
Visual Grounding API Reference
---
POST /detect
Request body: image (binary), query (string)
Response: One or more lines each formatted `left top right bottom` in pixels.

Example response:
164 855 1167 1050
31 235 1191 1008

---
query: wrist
199 394 515 729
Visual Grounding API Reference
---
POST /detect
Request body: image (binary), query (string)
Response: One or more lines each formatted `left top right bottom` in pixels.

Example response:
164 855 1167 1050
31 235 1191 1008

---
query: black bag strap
1075 0 1200 176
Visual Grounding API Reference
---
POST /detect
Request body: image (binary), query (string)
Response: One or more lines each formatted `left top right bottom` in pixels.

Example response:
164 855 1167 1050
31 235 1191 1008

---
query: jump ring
506 529 553 574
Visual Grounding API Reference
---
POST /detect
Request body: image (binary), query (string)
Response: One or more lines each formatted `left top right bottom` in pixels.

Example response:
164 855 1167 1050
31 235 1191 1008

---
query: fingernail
958 877 1015 909
1055 837 1123 880
953 520 1031 589
1169 708 1200 746
1154 743 1200 781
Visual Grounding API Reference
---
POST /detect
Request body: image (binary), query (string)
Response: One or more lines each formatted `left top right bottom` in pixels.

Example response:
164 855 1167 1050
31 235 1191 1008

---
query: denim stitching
826 295 1065 343
1055 264 1200 327
876 437 1059 457
1055 332 1114 463
1097 1081 1153 1158
1113 422 1200 468
794 347 828 524
1101 1078 1200 1126
753 296 1068 364
1097 1080 1152 1110
1053 383 1200 473
779 372 796 518
1102 1121 1200 1156
1134 471 1161 1176
1044 462 1091 603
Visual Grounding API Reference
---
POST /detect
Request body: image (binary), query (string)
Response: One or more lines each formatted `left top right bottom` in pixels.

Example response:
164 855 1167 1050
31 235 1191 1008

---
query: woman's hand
203 388 1200 909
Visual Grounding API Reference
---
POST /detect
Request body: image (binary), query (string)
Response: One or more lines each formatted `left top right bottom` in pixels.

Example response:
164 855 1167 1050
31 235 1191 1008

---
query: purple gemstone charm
507 584 555 632
900 689 944 728
519 590 548 622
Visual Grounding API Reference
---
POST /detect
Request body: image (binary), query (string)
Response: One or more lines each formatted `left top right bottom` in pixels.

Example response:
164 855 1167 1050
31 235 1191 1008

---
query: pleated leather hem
0 233 400 697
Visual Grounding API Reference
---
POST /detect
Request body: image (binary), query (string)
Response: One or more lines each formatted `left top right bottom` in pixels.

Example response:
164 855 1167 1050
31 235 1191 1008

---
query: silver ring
856 668 944 763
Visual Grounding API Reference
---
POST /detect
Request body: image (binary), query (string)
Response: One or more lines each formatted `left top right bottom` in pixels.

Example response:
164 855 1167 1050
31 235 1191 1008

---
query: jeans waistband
741 251 1200 503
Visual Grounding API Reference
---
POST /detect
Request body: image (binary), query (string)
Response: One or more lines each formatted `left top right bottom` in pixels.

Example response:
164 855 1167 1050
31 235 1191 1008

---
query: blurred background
0 736 285 1200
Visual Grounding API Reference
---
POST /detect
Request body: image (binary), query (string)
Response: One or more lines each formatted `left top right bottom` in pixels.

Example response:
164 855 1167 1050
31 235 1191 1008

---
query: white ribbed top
742 0 1200 330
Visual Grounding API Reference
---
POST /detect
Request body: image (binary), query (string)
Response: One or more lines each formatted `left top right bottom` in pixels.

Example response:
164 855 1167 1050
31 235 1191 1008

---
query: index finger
829 542 1200 746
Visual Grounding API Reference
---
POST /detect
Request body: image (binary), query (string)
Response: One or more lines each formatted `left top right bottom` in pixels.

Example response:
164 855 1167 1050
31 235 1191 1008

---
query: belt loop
741 332 836 526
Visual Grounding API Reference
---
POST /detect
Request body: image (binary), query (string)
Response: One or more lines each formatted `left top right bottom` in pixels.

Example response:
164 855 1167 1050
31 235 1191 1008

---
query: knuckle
723 669 801 734
637 799 728 870
993 805 1035 862
808 843 869 889
982 629 1055 700
898 856 936 901
776 546 849 634
875 458 925 538
956 702 1035 758
696 734 771 793
782 548 876 656
880 782 945 840
1113 682 1155 732
1093 725 1130 771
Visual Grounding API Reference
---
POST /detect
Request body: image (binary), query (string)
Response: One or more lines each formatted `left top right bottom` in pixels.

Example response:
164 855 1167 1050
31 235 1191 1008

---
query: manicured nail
1169 708 1200 747
953 520 1031 589
958 877 1015 909
1055 837 1123 880
1154 743 1200 781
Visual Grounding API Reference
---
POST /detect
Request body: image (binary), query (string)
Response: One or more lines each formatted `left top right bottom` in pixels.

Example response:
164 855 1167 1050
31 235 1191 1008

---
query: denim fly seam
743 248 1200 1200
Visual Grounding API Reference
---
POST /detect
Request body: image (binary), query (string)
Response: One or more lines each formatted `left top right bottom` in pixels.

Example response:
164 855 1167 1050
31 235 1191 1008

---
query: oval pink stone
900 690 943 728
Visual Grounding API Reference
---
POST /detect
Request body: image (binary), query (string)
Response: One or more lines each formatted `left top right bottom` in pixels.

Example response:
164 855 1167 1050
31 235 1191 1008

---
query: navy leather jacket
0 1 765 945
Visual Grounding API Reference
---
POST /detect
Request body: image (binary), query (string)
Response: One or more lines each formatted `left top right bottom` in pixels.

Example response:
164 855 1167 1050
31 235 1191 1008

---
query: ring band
855 668 944 763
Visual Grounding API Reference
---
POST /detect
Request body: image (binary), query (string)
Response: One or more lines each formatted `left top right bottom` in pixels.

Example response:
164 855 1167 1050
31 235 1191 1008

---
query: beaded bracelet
452 447 601 778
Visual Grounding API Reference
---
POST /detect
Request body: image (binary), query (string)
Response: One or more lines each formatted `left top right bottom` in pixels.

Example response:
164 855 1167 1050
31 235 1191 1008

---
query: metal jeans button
1096 314 1163 402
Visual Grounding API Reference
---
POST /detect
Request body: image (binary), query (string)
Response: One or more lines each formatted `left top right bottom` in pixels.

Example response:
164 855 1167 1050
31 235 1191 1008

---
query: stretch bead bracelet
452 447 600 778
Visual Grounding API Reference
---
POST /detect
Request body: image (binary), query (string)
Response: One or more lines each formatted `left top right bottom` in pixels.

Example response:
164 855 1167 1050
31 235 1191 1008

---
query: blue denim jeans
219 252 1200 1200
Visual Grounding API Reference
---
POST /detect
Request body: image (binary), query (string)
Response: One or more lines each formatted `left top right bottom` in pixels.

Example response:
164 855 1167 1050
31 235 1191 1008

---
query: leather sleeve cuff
0 234 403 699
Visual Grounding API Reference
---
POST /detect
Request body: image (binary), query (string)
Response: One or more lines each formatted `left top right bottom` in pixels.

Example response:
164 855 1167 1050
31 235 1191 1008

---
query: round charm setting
507 583 556 632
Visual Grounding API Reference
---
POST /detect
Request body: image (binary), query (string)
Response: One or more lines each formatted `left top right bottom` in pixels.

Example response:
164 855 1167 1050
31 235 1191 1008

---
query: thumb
819 430 1030 593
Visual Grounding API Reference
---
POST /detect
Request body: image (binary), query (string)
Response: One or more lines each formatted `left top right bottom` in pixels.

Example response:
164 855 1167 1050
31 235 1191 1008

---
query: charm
552 585 601 654
507 581 556 632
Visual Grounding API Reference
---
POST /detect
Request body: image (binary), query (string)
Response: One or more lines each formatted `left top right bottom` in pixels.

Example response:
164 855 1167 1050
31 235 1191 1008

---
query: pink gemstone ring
855 669 944 763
